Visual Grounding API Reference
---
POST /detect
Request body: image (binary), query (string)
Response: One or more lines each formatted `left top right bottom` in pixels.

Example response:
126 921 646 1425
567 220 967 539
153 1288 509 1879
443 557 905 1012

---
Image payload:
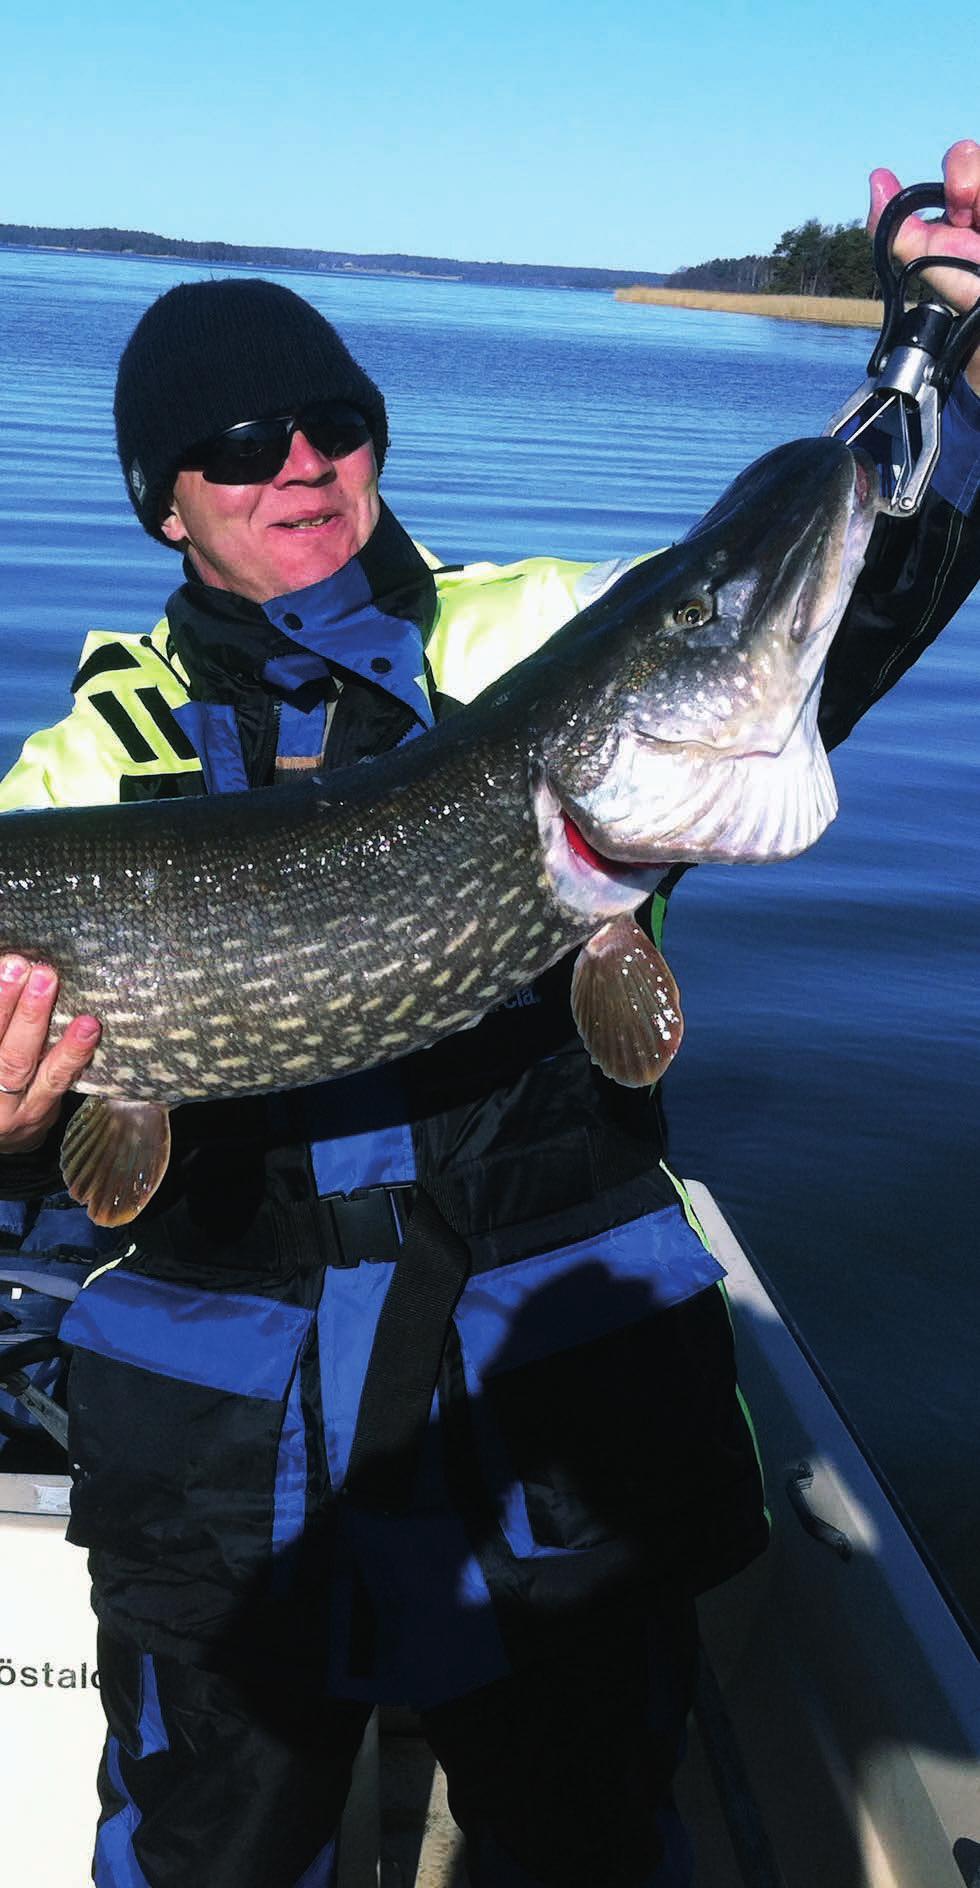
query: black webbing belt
343 1186 472 1514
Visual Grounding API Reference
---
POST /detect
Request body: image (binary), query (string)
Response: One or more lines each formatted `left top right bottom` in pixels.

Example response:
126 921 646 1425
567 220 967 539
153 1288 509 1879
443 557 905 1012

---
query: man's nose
279 428 337 481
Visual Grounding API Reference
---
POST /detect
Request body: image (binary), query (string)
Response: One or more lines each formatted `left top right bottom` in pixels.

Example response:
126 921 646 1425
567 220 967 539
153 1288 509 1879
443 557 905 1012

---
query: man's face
160 428 381 602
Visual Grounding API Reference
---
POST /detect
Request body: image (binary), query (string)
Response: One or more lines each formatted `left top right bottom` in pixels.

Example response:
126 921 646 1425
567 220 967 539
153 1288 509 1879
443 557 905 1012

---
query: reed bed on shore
615 286 881 330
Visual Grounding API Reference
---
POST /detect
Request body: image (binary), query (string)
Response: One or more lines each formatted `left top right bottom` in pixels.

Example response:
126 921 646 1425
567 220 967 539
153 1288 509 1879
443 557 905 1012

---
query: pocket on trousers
483 1286 751 1564
63 1268 314 1602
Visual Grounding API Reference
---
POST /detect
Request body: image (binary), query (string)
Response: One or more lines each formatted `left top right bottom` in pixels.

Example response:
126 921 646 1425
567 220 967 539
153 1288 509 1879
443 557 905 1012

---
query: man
0 144 978 1888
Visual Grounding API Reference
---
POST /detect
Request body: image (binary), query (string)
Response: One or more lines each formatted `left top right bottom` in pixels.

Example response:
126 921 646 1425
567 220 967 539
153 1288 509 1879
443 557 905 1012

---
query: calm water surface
2 249 978 1626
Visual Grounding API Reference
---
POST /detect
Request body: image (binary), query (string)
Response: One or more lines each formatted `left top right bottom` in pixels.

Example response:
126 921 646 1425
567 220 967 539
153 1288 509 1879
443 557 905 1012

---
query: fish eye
673 597 712 628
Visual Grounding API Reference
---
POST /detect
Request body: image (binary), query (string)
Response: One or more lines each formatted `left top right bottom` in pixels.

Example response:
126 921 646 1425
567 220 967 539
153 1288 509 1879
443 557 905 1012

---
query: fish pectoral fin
570 915 685 1089
60 1096 172 1228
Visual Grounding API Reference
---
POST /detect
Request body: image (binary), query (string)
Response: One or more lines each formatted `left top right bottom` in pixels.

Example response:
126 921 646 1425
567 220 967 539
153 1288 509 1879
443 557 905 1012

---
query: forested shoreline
0 223 667 295
665 219 878 299
3 216 885 305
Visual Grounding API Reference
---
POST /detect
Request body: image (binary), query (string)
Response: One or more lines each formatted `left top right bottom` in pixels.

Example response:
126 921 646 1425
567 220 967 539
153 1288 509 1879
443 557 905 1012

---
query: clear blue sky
3 0 976 274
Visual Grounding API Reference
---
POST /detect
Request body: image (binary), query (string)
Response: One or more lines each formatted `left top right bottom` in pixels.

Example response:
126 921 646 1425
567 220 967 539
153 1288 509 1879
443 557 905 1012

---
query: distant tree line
666 220 878 300
0 223 667 295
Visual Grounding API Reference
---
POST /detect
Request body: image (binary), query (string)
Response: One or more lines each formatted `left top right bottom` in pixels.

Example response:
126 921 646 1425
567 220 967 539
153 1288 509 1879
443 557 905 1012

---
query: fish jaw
569 688 839 866
539 439 877 883
532 763 673 923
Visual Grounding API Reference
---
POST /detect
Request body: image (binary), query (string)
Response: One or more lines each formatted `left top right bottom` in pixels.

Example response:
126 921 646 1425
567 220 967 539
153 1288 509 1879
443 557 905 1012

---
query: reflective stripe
0 623 202 812
716 1277 770 1523
72 644 141 691
89 692 158 764
0 549 662 812
134 686 199 760
120 769 206 804
82 1254 126 1289
659 1163 711 1251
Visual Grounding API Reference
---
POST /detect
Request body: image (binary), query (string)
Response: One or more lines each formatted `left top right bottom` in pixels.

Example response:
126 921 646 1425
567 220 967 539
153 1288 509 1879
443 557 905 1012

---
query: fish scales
0 438 880 1226
0 723 576 1103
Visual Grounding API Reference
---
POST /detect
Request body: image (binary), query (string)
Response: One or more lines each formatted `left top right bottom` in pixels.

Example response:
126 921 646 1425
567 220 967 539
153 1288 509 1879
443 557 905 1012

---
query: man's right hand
0 956 101 1154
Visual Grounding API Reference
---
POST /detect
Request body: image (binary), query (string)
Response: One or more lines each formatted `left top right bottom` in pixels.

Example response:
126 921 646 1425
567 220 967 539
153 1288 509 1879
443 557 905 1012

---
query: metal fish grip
825 182 980 516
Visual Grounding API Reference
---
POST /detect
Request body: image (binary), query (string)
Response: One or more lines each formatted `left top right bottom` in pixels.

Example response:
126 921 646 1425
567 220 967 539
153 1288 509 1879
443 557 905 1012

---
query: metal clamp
0 1336 70 1451
825 182 980 516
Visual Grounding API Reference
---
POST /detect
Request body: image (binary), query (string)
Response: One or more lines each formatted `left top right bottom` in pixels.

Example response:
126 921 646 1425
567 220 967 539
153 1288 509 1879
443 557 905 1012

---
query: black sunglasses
181 400 372 485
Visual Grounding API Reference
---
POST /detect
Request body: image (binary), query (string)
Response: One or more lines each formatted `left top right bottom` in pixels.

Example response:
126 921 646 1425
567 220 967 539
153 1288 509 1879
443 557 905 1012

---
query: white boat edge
686 1180 980 1888
0 1183 977 1887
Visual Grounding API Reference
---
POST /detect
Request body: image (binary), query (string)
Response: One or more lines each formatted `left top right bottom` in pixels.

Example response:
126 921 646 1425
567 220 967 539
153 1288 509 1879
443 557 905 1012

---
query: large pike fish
0 438 877 1224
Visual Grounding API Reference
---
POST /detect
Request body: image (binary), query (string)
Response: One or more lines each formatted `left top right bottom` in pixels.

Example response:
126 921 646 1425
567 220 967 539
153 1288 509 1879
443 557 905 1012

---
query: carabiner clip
824 182 980 516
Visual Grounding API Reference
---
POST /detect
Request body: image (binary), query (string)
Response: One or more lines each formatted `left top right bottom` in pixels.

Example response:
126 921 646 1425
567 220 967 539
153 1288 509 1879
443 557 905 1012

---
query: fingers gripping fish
0 439 878 1225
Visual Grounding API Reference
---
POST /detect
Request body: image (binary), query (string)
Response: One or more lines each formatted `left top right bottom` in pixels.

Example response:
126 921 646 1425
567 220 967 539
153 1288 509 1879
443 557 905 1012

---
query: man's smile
274 511 342 530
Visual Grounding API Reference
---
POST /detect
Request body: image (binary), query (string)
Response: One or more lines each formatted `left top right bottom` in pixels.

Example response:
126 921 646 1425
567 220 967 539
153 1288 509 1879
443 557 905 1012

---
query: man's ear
159 495 187 548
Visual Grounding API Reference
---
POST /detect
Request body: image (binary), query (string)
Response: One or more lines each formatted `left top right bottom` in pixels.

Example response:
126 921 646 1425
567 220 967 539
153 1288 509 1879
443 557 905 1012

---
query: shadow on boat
1 1185 978 1885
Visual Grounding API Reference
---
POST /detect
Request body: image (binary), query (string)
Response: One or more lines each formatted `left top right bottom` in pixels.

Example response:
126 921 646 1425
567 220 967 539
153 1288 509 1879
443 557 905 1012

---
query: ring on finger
0 1078 26 1095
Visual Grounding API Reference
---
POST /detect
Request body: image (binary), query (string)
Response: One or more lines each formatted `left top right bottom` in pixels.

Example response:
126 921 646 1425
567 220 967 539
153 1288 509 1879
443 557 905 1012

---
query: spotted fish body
10 722 589 1105
0 439 878 1222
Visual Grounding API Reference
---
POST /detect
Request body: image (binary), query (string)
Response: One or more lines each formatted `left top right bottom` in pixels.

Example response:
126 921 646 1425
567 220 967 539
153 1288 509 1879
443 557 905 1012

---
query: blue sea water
1 248 978 1625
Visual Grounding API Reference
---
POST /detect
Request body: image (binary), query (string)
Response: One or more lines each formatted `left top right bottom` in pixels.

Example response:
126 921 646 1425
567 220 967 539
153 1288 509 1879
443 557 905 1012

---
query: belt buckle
324 1185 412 1264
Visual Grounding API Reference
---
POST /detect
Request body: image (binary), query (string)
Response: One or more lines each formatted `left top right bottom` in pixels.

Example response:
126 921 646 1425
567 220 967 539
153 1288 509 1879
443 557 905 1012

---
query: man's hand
869 139 980 393
0 956 101 1154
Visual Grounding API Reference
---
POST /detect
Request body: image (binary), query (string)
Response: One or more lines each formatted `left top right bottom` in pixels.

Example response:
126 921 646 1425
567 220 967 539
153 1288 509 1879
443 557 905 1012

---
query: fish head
535 437 880 920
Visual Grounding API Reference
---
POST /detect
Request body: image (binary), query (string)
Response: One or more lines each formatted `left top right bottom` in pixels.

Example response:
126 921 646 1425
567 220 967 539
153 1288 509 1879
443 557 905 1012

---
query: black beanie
114 278 390 543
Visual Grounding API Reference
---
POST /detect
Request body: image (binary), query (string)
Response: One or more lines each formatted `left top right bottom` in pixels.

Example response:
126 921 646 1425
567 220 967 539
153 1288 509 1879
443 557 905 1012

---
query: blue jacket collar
263 502 436 727
166 501 437 729
164 504 438 795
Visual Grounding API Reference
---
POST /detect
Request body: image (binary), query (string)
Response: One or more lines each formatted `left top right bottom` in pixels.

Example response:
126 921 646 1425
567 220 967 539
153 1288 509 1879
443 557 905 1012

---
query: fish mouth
544 680 839 877
562 808 667 877
533 769 673 921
